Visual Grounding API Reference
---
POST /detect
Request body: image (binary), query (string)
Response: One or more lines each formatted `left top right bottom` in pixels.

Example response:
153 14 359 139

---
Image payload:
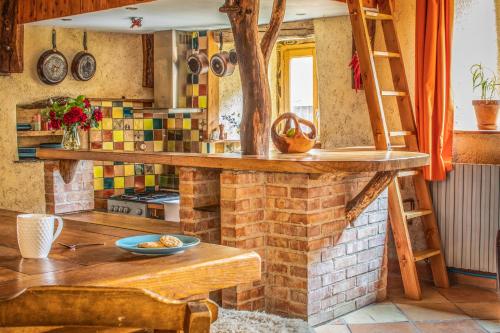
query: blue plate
115 234 200 255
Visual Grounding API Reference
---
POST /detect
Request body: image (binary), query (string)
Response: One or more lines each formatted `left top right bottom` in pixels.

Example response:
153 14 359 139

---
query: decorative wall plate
37 29 68 85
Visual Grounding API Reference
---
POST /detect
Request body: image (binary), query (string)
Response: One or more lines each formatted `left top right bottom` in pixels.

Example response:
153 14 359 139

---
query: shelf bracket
345 171 396 223
58 160 81 184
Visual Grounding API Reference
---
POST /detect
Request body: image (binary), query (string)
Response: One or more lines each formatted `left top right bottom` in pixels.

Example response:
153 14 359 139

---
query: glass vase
62 127 81 150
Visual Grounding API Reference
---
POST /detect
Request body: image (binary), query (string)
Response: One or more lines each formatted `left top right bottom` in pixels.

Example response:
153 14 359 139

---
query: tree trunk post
220 0 286 156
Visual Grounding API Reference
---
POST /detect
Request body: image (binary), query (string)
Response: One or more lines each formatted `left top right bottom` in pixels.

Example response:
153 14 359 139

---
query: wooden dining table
0 209 261 301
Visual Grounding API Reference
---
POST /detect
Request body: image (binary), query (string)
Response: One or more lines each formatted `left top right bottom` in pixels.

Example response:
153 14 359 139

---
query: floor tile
396 302 469 321
389 286 450 304
314 324 351 333
349 322 418 333
437 285 500 303
340 304 408 324
456 303 500 320
414 319 486 333
477 319 500 332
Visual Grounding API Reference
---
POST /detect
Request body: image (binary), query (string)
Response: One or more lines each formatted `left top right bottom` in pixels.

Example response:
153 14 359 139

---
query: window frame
278 42 319 133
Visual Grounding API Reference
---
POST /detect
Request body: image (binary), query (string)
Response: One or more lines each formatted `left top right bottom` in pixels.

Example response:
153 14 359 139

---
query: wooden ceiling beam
17 0 154 24
0 0 23 75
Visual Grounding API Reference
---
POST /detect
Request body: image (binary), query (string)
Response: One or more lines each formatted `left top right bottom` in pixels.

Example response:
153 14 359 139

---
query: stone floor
314 283 500 333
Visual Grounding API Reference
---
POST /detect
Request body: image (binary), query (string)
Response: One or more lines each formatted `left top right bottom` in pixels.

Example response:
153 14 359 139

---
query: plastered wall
315 0 416 148
0 26 152 213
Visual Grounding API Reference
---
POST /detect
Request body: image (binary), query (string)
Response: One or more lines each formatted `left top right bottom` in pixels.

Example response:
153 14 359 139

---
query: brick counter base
179 168 389 326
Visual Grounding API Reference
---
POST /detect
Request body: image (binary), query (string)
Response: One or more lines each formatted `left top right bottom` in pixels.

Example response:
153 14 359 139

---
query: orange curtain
415 0 455 181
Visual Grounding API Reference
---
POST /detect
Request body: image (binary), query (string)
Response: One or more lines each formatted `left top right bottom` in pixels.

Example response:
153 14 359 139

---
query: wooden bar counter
36 147 429 325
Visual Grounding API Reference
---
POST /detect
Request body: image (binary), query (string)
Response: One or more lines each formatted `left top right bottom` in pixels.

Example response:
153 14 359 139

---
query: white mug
17 214 63 259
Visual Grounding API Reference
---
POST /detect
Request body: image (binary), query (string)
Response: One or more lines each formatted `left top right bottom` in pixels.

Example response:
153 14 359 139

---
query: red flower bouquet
43 96 102 150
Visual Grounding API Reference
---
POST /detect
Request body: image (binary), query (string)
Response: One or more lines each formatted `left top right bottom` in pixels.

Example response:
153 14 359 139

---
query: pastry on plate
137 241 165 248
160 235 183 248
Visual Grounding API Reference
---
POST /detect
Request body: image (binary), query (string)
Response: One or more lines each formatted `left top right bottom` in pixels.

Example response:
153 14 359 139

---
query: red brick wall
218 170 389 325
179 167 221 244
44 161 94 214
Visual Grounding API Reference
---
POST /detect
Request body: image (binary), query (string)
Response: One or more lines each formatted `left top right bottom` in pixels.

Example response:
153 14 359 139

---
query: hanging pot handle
83 31 88 52
219 31 224 52
192 32 199 54
51 29 57 51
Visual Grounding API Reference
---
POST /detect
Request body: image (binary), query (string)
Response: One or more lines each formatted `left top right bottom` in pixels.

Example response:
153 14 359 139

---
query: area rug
212 308 314 333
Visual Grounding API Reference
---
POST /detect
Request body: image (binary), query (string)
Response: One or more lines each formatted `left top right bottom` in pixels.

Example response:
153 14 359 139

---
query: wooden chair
0 286 218 333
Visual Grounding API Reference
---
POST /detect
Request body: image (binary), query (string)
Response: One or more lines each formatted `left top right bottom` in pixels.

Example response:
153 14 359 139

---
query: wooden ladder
347 0 450 299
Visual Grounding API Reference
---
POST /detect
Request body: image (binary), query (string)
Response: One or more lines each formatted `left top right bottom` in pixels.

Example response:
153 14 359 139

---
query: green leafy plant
470 64 499 100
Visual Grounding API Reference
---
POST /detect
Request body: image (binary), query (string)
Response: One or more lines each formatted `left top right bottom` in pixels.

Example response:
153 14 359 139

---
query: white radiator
431 164 500 273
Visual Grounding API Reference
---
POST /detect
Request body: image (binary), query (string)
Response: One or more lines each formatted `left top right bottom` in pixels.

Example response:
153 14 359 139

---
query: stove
107 191 180 218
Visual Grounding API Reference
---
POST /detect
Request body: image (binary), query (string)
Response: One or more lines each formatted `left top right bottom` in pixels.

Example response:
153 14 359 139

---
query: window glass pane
289 56 314 124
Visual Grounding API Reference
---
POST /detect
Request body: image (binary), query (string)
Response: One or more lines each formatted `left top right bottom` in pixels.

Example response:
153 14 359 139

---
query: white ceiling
30 0 348 32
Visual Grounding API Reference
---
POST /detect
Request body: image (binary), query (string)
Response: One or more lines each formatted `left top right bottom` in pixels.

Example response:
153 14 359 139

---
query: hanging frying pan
37 29 68 85
210 32 237 77
187 32 209 75
71 31 96 81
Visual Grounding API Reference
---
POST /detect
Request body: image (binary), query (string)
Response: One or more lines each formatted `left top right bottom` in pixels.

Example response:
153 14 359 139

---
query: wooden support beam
207 31 220 134
219 20 315 43
142 34 154 88
17 0 153 24
220 0 286 156
59 160 81 184
0 0 23 74
345 171 396 223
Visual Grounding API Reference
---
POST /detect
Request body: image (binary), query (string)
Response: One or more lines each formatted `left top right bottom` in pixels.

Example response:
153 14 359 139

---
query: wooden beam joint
345 171 396 223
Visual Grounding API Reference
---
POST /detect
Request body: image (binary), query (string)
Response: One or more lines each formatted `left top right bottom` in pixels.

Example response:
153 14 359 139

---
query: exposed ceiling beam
1 0 23 74
17 0 154 24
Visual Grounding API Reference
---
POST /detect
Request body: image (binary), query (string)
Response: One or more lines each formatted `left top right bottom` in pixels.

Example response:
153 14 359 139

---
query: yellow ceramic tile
183 119 191 129
93 122 102 130
145 175 155 187
124 142 135 152
123 102 133 107
167 141 175 152
198 96 207 109
124 164 135 176
112 107 123 118
113 130 124 142
102 142 114 150
154 164 163 174
93 166 103 178
102 118 113 130
192 84 199 96
186 84 193 96
191 130 200 141
154 141 163 152
133 119 143 130
94 178 104 191
178 97 187 108
144 119 154 130
101 101 112 107
114 177 125 189
167 119 175 129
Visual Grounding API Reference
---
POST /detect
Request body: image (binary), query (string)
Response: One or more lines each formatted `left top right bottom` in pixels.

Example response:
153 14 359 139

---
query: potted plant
42 96 103 150
471 64 499 130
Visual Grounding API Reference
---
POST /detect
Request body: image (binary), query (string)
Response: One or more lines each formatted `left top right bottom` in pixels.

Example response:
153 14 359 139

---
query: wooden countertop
37 148 429 173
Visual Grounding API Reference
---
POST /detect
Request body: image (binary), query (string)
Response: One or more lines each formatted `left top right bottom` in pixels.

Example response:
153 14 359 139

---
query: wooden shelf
17 130 63 137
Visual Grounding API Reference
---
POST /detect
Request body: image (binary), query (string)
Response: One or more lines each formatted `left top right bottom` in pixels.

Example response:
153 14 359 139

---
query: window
278 43 319 135
452 0 498 130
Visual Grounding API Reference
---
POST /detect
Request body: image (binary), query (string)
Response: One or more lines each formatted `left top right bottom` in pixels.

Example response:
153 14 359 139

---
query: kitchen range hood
153 30 201 114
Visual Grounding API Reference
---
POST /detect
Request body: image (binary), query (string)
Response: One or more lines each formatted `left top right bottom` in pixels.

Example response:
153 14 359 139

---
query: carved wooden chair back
0 286 218 333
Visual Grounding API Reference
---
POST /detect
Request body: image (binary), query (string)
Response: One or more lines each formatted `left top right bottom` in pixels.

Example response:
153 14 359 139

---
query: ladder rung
405 209 432 220
389 131 415 137
413 249 441 262
365 11 393 20
373 51 401 58
397 170 419 177
381 90 408 97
